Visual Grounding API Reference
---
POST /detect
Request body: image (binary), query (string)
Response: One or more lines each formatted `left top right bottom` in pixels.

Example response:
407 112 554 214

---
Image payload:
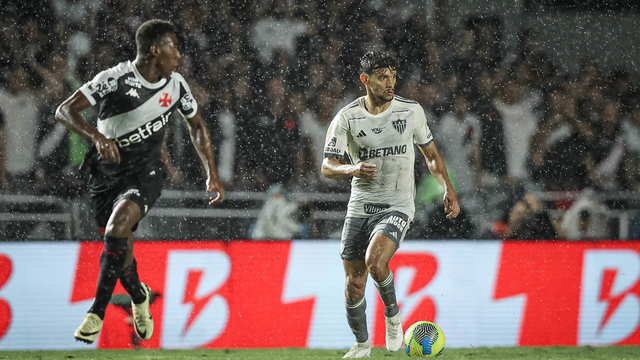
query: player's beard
375 91 394 103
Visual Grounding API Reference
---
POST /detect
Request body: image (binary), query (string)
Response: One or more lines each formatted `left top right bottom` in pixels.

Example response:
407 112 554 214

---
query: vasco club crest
392 118 406 134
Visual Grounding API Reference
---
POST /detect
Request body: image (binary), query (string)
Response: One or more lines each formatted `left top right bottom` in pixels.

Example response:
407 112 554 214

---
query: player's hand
443 190 460 219
206 175 225 205
94 135 120 164
351 162 377 180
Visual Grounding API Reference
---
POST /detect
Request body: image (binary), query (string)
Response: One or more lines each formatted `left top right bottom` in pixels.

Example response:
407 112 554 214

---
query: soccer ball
404 321 445 357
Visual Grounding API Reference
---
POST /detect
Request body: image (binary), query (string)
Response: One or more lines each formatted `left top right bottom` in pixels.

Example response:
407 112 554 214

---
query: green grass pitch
1 347 640 360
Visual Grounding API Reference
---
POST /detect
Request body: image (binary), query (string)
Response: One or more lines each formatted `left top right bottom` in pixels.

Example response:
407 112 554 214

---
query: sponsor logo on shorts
387 215 407 232
364 203 390 214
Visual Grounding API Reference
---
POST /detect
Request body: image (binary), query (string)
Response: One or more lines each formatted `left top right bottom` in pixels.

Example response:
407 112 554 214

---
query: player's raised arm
418 142 460 219
321 157 378 180
55 90 120 164
184 110 225 205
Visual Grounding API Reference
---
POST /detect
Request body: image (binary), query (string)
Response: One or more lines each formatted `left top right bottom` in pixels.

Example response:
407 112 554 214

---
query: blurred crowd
2 0 640 239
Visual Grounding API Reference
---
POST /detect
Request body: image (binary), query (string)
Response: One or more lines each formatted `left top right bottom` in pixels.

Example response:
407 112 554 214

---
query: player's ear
149 44 160 57
359 74 368 85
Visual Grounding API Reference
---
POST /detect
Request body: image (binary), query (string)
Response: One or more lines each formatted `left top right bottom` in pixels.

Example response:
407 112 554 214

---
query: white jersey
324 96 433 219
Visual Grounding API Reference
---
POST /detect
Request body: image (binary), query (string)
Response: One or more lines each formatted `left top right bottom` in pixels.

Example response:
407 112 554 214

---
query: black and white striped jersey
79 60 197 179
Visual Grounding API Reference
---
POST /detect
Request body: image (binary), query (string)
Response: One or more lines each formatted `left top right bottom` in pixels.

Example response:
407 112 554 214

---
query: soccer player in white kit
322 51 460 358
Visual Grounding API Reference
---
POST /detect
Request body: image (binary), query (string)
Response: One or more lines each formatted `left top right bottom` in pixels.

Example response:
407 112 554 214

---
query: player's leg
343 260 371 358
117 173 164 341
89 199 141 316
365 211 410 352
344 260 369 340
119 231 146 305
75 200 140 344
119 231 147 304
341 217 372 358
366 233 398 317
118 230 153 340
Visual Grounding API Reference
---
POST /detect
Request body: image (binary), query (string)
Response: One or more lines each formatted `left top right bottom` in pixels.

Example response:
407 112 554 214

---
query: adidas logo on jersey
356 130 367 138
389 231 397 238
126 89 140 98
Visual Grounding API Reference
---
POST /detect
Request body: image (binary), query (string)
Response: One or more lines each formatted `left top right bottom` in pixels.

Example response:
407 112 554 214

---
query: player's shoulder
335 98 362 118
393 95 420 107
393 95 425 113
169 71 191 88
91 61 132 82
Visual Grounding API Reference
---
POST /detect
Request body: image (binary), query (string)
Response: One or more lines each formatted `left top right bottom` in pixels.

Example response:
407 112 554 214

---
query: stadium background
2 0 640 351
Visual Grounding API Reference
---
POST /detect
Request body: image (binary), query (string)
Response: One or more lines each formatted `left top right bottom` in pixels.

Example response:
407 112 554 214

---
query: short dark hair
135 19 176 55
359 51 398 75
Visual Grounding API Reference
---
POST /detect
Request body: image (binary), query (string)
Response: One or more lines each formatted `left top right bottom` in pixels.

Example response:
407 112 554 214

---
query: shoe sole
74 336 95 344
74 329 99 344
343 349 371 358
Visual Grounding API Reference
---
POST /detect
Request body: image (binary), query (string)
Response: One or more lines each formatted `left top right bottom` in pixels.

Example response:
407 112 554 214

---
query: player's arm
184 110 224 205
55 91 120 163
321 156 377 180
418 142 460 219
161 134 182 185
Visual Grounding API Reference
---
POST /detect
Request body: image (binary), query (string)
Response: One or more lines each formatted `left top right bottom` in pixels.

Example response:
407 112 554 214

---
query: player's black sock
345 296 368 343
119 258 147 304
374 271 399 318
88 236 128 320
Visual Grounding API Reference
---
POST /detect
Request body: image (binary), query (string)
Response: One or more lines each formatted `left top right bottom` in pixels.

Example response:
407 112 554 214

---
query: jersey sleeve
174 74 198 118
323 112 349 159
413 106 434 147
78 69 119 107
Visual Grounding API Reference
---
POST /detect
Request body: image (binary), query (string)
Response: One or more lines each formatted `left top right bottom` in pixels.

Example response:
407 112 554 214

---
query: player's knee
345 284 365 302
104 225 128 238
365 257 387 276
104 215 136 237
104 235 128 253
105 202 140 236
365 258 388 281
345 276 366 299
102 235 128 270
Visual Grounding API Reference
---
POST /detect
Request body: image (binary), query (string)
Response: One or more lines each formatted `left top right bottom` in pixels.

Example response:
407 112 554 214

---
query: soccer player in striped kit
56 19 225 344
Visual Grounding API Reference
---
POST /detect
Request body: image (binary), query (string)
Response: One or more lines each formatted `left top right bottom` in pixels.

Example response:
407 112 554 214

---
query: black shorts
340 211 410 261
89 168 165 233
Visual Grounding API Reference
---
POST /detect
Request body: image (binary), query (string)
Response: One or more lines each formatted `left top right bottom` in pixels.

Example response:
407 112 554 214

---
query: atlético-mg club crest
392 118 406 134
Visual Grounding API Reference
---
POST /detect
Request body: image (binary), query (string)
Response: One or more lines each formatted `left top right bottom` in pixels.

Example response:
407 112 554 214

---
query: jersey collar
358 96 394 118
130 61 168 89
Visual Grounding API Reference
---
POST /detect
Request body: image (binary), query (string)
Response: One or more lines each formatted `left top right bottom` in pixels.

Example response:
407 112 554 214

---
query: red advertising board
0 240 639 350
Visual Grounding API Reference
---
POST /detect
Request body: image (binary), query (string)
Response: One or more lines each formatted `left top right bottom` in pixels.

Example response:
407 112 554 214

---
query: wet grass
0 346 639 360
